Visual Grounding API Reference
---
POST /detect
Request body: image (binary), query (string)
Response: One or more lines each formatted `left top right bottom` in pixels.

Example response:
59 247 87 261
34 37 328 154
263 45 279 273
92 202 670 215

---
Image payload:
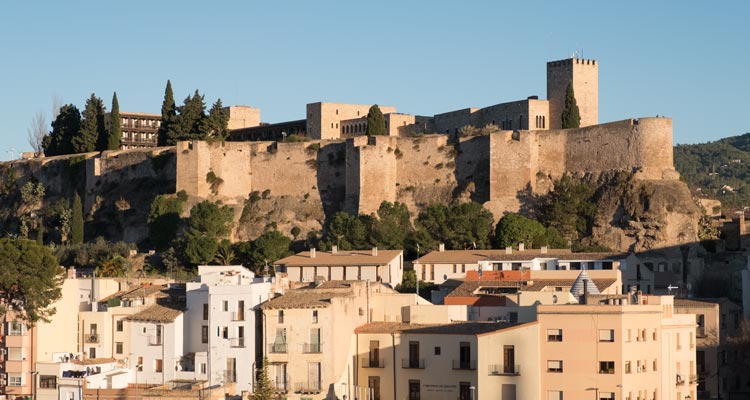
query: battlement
547 57 598 67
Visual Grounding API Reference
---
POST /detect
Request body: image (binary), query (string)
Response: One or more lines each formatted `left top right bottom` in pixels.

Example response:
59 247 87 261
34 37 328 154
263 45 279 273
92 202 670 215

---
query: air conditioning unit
0 372 7 386
0 349 6 355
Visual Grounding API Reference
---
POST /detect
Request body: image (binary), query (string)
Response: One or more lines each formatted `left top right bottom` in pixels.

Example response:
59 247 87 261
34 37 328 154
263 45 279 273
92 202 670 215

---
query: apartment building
354 320 539 400
274 247 404 287
184 265 272 394
119 112 161 149
128 303 185 386
413 245 635 284
674 298 719 399
538 293 697 400
36 357 129 400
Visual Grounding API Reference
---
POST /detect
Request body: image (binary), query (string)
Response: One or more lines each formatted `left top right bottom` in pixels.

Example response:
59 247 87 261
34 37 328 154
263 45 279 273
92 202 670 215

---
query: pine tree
253 357 274 400
71 193 84 245
561 83 581 129
107 92 122 150
76 94 106 153
176 90 207 141
366 104 386 136
157 80 177 146
201 99 229 140
44 104 80 156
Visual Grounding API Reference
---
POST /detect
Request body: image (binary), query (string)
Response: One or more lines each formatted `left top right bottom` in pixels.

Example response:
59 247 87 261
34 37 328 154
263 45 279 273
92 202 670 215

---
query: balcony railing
148 336 162 346
273 377 289 392
488 364 520 376
268 343 287 354
401 358 425 369
295 382 322 393
696 327 706 338
231 338 245 348
361 358 385 368
452 359 477 370
302 343 321 353
85 334 99 344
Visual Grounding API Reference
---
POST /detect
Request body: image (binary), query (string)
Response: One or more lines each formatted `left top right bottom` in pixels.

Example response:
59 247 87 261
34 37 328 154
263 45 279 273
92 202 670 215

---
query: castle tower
547 57 598 129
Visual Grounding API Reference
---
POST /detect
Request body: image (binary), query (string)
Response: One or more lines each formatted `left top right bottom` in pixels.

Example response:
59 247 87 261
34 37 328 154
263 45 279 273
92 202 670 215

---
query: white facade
129 314 184 385
185 265 272 394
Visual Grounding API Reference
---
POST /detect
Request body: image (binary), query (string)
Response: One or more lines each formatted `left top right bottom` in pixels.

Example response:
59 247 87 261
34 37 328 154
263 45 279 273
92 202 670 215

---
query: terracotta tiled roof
445 279 617 298
674 299 720 308
354 321 521 335
274 250 402 266
261 289 354 310
127 303 183 323
415 249 627 264
99 285 169 303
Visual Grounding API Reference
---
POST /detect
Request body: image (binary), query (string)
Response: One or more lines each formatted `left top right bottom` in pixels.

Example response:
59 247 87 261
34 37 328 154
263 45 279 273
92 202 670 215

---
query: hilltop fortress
3 57 698 252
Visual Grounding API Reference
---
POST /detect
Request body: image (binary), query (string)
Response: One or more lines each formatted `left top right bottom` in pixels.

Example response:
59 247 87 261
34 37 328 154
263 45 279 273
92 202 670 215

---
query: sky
1 1 748 158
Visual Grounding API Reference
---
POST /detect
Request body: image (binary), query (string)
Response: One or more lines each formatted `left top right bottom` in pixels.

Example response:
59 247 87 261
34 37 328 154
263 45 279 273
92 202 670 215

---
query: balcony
295 382 322 393
488 364 520 376
401 358 425 369
302 343 321 354
361 358 385 368
148 336 162 346
268 343 287 354
84 334 99 344
273 377 289 392
452 360 477 370
231 311 245 321
231 338 246 348
696 326 706 338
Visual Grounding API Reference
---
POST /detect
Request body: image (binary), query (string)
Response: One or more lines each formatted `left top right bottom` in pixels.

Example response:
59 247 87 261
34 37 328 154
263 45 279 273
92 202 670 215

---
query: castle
3 57 692 251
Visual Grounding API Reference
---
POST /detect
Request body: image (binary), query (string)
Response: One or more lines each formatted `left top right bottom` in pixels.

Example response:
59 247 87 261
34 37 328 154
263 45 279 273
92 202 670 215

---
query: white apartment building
185 265 273 394
128 303 184 386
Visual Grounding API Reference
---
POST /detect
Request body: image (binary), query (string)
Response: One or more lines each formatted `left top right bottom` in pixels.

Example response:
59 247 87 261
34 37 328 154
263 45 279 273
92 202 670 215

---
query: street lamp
469 385 476 400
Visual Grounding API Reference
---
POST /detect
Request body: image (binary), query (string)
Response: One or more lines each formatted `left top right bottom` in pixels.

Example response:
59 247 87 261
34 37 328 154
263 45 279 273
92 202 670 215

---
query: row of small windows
535 115 546 129
343 123 366 135
548 328 664 343
546 359 657 374
122 118 160 129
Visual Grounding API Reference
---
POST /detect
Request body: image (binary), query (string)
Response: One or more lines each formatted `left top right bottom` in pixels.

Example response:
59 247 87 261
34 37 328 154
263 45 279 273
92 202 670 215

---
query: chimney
67 267 76 279
372 247 378 257
541 246 548 254
582 278 589 304
331 245 338 254
310 248 316 258
518 243 525 252
505 246 512 254
438 243 445 252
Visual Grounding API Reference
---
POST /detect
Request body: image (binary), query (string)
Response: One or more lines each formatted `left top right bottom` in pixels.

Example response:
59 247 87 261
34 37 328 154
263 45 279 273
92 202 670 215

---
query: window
116 342 123 354
312 310 318 324
222 327 229 339
116 320 123 332
503 345 516 374
8 321 25 335
408 380 420 400
137 357 143 371
155 359 163 373
653 359 657 371
222 301 228 312
9 374 23 386
39 375 57 389
434 346 441 355
625 361 631 373
200 363 207 374
547 360 563 373
202 326 208 343
547 390 563 400
203 303 209 320
547 329 563 342
8 347 24 361
278 310 284 323
459 382 471 400
599 329 614 342
599 361 615 374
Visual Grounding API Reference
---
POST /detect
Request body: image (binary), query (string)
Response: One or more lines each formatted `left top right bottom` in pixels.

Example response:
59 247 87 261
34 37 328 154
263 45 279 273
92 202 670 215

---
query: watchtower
547 57 598 129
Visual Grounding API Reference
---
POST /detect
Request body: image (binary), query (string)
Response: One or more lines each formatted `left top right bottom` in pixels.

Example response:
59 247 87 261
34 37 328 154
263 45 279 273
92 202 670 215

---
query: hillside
674 132 750 209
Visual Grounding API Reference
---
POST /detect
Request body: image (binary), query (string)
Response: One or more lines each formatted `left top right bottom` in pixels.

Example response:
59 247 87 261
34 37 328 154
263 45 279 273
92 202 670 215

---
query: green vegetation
157 80 177 146
493 213 546 249
366 104 386 136
535 173 597 240
561 83 581 129
43 104 81 156
107 92 122 150
253 357 274 400
148 194 186 250
158 83 229 145
236 230 293 273
416 202 494 250
0 238 64 324
184 201 234 265
71 193 84 245
674 133 750 208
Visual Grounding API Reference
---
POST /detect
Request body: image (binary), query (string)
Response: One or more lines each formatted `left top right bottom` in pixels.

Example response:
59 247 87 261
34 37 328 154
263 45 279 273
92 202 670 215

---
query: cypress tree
44 104 80 156
561 83 581 129
201 99 229 139
71 193 84 244
177 90 207 141
107 92 122 150
366 104 386 136
157 80 177 146
76 94 106 153
252 357 274 400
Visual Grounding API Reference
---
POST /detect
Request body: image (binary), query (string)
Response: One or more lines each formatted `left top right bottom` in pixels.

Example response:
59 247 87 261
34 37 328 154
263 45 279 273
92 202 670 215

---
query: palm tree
96 255 129 277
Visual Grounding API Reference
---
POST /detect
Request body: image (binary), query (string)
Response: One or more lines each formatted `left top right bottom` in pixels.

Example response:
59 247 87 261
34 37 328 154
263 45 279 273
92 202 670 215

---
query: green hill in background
674 132 750 209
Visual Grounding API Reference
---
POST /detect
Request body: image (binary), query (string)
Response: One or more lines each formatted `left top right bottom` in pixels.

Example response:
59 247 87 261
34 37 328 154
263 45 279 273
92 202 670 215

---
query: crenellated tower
547 57 598 129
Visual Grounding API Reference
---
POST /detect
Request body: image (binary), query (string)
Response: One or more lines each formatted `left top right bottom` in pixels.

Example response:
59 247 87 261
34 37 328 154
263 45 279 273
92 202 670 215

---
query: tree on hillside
236 230 292 273
366 104 386 136
148 194 185 250
536 173 597 240
493 213 546 249
201 99 230 140
107 92 122 150
71 193 84 245
415 202 494 250
184 200 234 265
43 104 81 156
175 90 207 142
253 357 274 400
321 212 373 250
76 93 106 153
0 238 65 325
561 83 581 129
27 111 46 156
371 201 413 249
158 80 177 146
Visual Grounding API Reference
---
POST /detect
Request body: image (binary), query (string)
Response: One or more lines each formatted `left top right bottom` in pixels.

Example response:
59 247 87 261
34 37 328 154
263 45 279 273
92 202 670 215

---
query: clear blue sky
1 0 748 157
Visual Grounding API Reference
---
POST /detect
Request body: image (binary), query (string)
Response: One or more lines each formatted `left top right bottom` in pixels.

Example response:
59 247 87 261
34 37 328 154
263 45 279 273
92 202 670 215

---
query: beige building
306 102 397 140
538 293 697 400
674 298 720 399
260 280 422 399
119 112 161 149
354 320 539 400
274 247 404 287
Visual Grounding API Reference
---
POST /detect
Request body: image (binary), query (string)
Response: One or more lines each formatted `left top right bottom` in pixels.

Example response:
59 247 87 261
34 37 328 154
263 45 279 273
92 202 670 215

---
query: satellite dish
552 294 558 304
